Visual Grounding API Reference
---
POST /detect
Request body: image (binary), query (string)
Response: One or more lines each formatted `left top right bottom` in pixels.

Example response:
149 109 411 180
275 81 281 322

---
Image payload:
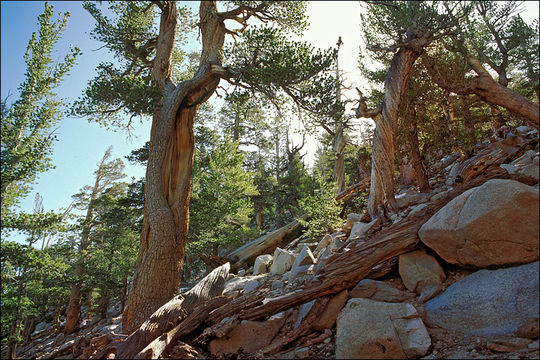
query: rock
425 261 539 337
292 246 316 268
32 321 51 335
209 313 287 356
430 189 449 202
511 149 537 167
290 264 316 281
486 337 533 352
408 203 428 217
418 179 539 268
295 300 316 329
528 340 540 350
399 250 445 302
349 279 414 302
515 317 539 339
344 213 363 231
519 163 539 180
336 298 431 359
313 290 349 331
500 163 518 174
396 192 429 209
516 125 533 133
253 254 273 275
270 248 296 275
314 234 333 256
347 218 381 242
271 280 284 290
315 246 332 271
223 275 265 297
237 269 246 277
243 279 261 294
291 347 311 358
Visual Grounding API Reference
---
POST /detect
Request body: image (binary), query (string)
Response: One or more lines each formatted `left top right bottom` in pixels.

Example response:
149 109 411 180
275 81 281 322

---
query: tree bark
333 123 346 194
367 46 421 221
122 1 226 333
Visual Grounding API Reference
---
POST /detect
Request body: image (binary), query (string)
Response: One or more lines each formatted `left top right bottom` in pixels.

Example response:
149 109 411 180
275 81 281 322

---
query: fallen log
447 133 533 185
115 263 230 359
135 296 229 359
228 216 306 270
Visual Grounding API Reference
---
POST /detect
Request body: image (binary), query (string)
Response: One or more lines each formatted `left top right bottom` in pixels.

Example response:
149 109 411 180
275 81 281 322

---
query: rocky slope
7 124 539 359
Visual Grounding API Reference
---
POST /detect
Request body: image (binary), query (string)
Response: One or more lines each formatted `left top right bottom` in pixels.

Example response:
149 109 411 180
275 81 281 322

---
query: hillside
8 124 539 359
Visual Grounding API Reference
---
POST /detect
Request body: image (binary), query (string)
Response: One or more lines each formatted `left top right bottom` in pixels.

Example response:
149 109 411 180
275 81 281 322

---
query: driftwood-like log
115 263 230 359
135 296 229 359
228 216 306 269
448 134 533 185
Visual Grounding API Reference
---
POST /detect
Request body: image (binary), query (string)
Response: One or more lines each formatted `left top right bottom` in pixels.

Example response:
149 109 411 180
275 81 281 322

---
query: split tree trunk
122 1 226 333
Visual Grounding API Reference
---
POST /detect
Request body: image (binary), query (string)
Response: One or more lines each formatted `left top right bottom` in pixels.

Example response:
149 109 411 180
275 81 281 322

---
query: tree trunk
122 1 226 333
333 123 346 194
367 47 420 220
99 288 110 319
64 265 83 334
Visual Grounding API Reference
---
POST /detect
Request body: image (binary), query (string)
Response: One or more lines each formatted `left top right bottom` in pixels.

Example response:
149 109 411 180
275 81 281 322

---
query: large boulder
418 179 539 268
269 248 296 275
425 261 539 337
399 250 445 302
336 298 431 359
253 254 273 275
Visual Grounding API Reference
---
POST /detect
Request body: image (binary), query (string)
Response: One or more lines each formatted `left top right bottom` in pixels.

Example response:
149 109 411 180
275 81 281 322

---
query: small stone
238 269 246 277
244 279 261 294
324 337 331 344
253 254 273 275
314 234 333 256
528 340 539 350
293 347 311 358
292 246 316 268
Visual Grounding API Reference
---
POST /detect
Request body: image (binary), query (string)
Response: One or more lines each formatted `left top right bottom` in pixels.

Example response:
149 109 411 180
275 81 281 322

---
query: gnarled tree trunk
366 46 421 220
122 2 226 333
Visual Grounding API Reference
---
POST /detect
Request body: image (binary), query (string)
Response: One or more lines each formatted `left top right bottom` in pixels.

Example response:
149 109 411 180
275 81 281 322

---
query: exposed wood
135 296 229 359
116 263 230 359
228 216 306 269
447 134 534 185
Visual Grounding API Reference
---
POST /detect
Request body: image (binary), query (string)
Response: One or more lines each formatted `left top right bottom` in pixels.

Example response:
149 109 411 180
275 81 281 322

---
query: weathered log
115 263 230 359
228 216 306 269
135 296 229 359
447 134 533 185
